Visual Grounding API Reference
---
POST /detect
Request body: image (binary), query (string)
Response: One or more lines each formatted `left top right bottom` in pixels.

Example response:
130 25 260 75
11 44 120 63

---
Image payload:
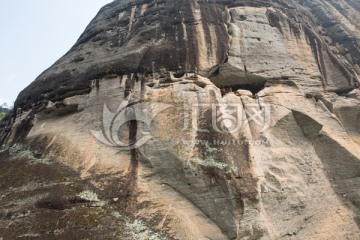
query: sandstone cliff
1 0 360 239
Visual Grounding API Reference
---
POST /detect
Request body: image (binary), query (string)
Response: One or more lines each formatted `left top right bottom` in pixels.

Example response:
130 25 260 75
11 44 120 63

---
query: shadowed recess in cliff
312 134 360 229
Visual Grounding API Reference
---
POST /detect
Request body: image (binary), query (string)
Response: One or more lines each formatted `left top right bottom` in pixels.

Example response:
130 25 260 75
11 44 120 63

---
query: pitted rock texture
1 0 360 240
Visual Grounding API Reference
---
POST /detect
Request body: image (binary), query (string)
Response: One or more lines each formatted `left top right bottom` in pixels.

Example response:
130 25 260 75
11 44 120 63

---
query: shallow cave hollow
219 83 266 96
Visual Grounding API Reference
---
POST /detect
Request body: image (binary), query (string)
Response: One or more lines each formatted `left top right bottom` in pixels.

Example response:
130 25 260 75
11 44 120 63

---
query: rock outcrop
1 0 360 239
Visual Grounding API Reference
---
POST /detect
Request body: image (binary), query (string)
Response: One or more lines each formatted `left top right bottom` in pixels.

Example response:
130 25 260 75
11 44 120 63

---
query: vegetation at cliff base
0 104 11 120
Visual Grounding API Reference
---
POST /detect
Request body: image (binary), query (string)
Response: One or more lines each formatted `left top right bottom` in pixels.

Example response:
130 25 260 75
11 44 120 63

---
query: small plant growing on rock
77 190 105 207
77 190 100 202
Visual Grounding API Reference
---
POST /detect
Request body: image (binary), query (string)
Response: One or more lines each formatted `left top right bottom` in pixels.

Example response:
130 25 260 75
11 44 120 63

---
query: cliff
1 0 360 239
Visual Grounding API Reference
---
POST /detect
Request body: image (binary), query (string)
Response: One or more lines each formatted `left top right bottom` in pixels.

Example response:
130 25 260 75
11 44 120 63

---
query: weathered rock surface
1 0 360 239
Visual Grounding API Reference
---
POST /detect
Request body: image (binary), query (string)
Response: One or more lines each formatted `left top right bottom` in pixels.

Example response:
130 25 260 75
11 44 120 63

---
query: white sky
0 0 113 106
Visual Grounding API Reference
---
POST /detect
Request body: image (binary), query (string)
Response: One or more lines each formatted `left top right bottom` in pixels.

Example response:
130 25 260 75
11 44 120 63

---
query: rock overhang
12 0 360 113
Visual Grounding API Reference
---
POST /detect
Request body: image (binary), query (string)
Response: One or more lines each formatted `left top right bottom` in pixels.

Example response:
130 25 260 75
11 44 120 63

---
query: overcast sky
0 0 113 107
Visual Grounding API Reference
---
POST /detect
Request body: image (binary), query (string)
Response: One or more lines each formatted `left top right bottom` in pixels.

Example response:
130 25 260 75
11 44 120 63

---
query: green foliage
0 104 11 120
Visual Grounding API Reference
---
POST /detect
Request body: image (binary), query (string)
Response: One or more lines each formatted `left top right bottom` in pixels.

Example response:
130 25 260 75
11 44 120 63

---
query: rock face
1 0 360 239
